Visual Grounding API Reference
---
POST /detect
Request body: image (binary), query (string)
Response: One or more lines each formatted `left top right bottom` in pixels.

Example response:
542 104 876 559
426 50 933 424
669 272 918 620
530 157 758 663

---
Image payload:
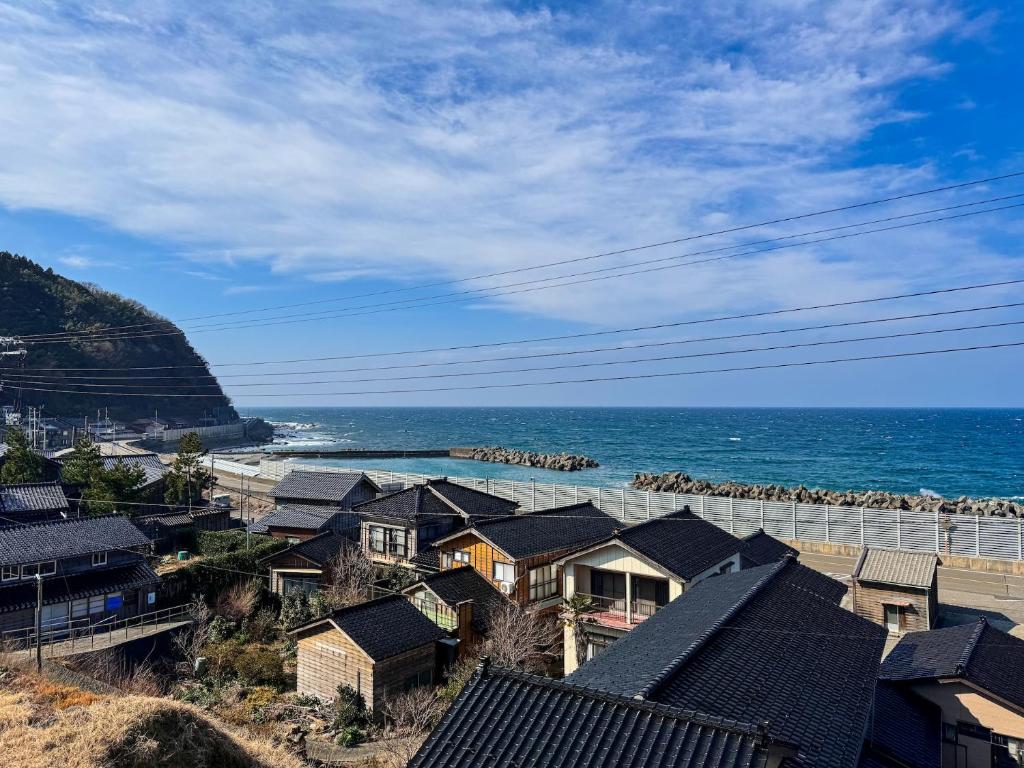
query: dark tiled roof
864 682 941 768
261 531 351 567
289 594 446 661
247 504 336 534
411 566 507 631
568 558 884 768
880 618 1024 710
739 529 798 566
353 478 517 524
0 515 151 565
426 480 518 518
409 546 440 571
0 560 159 613
409 666 773 768
268 470 374 503
468 502 620 560
0 482 70 515
98 453 168 486
615 509 744 580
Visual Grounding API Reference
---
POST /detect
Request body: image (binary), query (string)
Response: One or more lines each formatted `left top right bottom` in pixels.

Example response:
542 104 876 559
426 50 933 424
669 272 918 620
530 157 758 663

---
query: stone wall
451 446 598 471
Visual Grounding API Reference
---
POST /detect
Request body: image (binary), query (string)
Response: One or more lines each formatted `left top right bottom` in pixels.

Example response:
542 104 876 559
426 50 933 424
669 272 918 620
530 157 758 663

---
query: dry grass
0 669 303 768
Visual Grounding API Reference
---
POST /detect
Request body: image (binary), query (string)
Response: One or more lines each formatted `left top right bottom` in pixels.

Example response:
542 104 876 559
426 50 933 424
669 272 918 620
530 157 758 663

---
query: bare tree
172 597 211 670
216 579 261 623
375 687 446 768
322 544 375 608
482 603 561 674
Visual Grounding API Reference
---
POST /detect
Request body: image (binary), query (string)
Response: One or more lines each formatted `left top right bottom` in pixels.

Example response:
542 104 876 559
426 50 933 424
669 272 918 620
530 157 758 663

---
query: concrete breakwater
450 446 599 471
632 472 1021 518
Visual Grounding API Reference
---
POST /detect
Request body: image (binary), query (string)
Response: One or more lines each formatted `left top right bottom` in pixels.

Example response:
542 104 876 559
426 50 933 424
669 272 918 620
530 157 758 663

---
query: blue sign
106 594 123 611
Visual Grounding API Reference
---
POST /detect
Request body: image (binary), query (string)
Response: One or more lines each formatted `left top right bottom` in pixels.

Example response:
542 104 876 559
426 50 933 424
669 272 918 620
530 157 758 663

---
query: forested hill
0 252 236 423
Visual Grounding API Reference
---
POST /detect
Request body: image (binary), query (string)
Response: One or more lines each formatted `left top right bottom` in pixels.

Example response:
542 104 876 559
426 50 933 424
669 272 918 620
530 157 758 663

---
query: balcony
575 593 664 628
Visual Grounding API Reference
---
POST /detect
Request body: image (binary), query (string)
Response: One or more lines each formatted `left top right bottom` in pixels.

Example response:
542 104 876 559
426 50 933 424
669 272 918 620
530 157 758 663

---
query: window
1 565 18 582
529 564 558 601
956 721 991 741
71 598 89 619
370 526 386 554
388 530 407 558
37 561 56 577
92 552 107 567
493 561 515 584
453 550 470 564
941 723 958 743
88 595 105 614
286 536 301 545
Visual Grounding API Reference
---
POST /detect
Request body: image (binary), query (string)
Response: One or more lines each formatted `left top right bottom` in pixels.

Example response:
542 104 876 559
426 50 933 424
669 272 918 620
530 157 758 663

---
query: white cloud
0 0 1014 328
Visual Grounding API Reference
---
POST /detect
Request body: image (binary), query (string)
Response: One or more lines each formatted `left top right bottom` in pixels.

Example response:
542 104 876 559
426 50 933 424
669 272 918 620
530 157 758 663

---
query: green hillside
0 252 236 422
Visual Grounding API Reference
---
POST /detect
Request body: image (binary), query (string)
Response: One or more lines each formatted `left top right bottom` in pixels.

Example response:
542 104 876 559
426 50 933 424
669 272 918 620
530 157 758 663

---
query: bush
241 609 279 644
164 537 286 601
334 726 365 748
233 645 285 687
197 530 250 556
206 615 235 643
333 685 368 731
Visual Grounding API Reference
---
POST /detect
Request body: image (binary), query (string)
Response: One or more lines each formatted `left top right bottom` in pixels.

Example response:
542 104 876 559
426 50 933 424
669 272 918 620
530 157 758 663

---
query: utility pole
34 573 43 672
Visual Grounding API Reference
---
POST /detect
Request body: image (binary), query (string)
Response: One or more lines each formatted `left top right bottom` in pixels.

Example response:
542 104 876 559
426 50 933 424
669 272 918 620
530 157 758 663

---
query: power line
5 320 1020 391
6 279 1022 372
5 341 1021 398
17 197 1024 345
17 172 1024 340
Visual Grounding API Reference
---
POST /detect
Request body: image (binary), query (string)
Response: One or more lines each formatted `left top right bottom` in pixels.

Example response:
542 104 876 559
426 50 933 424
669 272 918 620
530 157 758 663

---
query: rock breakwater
632 472 1020 518
452 446 599 471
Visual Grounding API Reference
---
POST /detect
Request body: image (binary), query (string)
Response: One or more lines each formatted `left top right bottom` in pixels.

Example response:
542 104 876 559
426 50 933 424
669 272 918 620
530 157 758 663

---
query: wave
919 488 942 498
728 437 742 442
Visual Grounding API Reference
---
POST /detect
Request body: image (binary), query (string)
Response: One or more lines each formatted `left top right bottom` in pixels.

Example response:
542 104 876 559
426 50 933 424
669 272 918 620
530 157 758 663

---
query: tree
482 603 560 674
60 437 103 487
322 545 375 608
164 431 212 506
0 427 43 483
80 460 145 516
561 594 597 669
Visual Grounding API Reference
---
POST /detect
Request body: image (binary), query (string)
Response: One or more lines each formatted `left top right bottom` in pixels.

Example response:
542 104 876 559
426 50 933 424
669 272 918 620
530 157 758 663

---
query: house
267 470 381 509
566 556 886 768
0 482 72 526
248 504 360 544
134 506 233 554
555 508 747 671
879 618 1024 767
99 452 169 499
259 531 352 597
354 479 519 568
288 594 448 712
0 515 159 635
402 566 508 651
432 501 620 610
852 547 939 633
409 661 791 768
862 680 943 768
739 527 799 566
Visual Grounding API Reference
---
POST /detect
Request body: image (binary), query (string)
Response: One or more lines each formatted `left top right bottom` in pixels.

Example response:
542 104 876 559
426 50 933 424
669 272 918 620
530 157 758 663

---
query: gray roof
567 558 881 768
0 482 70 515
247 504 336 534
268 470 375 503
409 566 508 631
0 515 151 565
739 529 799 567
98 453 168 487
409 666 773 768
855 547 937 589
864 682 941 768
612 509 744 580
353 479 517 524
468 502 620 560
289 594 446 661
260 531 351 567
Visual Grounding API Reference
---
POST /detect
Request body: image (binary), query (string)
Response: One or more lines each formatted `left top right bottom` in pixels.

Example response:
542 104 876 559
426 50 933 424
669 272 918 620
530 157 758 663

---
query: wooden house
852 546 939 633
0 482 72 526
267 470 381 509
402 566 508 652
248 504 360 544
289 595 448 712
259 531 351 597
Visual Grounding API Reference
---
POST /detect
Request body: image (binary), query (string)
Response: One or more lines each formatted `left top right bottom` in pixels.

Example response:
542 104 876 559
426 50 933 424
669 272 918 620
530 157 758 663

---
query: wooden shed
852 547 939 633
288 595 447 712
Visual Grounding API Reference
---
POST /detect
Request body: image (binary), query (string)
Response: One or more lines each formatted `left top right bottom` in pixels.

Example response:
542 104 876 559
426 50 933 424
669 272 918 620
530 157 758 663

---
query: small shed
852 547 938 633
288 595 447 712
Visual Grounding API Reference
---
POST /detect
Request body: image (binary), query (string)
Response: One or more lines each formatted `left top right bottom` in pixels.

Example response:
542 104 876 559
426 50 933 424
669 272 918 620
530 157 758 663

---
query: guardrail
258 458 1024 562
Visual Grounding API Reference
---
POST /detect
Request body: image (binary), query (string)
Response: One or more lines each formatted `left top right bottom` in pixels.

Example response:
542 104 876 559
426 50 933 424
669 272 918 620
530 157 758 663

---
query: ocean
239 407 1024 500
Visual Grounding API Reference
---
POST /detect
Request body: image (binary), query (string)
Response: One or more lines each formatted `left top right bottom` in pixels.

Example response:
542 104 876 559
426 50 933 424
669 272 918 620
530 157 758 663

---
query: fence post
728 497 734 534
575 485 579 504
860 507 865 546
646 491 651 520
792 502 797 540
896 510 901 549
486 478 491 495
532 479 536 512
700 495 706 518
1019 518 1023 561
825 505 830 543
621 489 626 520
935 512 941 554
975 516 981 558
760 500 765 532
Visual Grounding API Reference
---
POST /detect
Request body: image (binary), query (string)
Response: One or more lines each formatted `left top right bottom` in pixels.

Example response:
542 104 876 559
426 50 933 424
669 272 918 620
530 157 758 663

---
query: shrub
216 580 262 623
333 685 368 731
242 609 279 644
164 537 286 601
206 615 235 644
334 725 365 748
233 646 284 687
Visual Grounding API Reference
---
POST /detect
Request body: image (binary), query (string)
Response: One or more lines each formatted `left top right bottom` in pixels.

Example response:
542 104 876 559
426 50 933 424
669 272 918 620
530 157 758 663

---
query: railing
0 604 193 656
259 459 1024 562
410 597 458 630
577 593 665 625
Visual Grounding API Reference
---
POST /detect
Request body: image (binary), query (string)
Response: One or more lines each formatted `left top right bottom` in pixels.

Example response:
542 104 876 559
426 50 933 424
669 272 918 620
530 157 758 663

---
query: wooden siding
361 521 417 567
852 578 935 632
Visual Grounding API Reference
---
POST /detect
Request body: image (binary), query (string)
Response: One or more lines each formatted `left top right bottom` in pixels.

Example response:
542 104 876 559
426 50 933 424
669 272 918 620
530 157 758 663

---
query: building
555 508 748 671
267 470 381 509
354 479 519 569
134 507 233 554
0 515 159 635
409 661 789 768
259 531 352 596
432 501 620 610
248 504 360 544
738 528 799 567
288 595 448 712
403 566 508 651
566 557 886 768
852 547 939 633
99 452 170 500
862 680 943 768
0 482 72 526
879 618 1024 767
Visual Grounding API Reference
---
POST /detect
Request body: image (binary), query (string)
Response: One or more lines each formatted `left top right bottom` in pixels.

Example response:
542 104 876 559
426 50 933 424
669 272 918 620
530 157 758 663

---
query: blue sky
0 0 1021 408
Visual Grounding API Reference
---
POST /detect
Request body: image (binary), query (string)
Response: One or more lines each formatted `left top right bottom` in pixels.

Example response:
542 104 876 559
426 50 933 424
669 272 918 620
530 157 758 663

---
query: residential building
879 618 1024 767
566 557 886 768
738 528 799 567
267 470 381 509
0 515 159 635
98 452 169 501
852 547 939 633
354 479 519 569
134 507 232 554
432 501 620 610
862 680 943 768
288 594 448 712
0 482 72 526
248 504 360 544
409 661 791 768
259 531 351 596
555 508 748 671
403 565 508 651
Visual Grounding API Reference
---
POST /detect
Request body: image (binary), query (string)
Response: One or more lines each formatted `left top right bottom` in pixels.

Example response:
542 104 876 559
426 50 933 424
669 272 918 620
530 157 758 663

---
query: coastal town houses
402 565 509 651
289 594 449 713
353 479 519 569
266 469 381 510
259 531 352 597
852 546 939 633
134 506 232 555
248 504 361 544
0 515 159 635
0 482 72 526
432 501 620 609
878 618 1024 767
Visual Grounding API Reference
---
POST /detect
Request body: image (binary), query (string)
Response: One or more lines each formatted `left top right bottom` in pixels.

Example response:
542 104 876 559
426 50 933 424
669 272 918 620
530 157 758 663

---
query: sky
0 0 1022 408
